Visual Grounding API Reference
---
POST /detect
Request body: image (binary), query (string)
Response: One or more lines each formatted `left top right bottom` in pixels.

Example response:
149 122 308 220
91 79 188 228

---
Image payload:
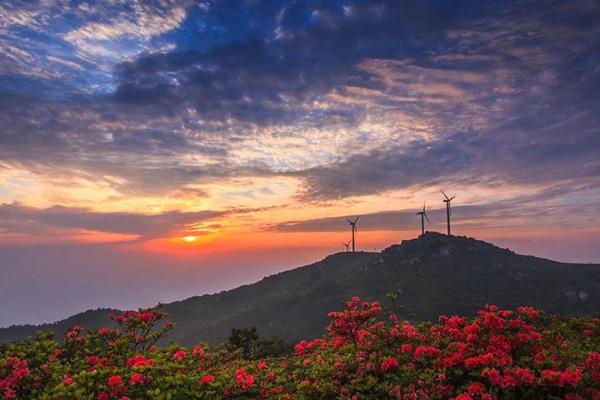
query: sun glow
182 236 198 243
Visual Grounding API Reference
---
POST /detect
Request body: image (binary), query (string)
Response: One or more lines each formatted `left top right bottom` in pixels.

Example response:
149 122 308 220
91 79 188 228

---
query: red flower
513 368 535 384
192 345 205 357
482 313 505 331
562 368 582 386
126 355 155 368
455 394 473 400
414 346 442 359
464 353 494 369
97 393 109 400
108 375 123 387
517 306 540 319
566 394 582 400
62 375 74 386
467 382 485 394
130 373 144 384
235 368 255 391
98 328 110 335
380 357 399 372
201 375 214 385
173 350 186 361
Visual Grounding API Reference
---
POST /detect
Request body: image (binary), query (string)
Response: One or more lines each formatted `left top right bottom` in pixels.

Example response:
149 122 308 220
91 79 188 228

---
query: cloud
64 6 186 43
111 0 475 122
295 106 600 200
0 0 598 206
63 3 187 61
0 202 225 241
270 189 600 233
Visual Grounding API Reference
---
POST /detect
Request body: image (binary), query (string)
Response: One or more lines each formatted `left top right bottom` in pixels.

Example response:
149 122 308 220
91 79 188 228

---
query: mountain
1 232 599 345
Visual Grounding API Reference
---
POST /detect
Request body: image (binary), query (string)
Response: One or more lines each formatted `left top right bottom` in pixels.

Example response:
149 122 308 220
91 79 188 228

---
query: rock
438 246 452 257
565 291 578 303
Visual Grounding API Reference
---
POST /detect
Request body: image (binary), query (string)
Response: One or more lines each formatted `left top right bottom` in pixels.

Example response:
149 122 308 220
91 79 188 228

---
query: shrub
0 299 598 399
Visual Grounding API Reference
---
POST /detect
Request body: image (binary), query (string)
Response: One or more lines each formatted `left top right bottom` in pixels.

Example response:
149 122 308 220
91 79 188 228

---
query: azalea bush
1 298 599 400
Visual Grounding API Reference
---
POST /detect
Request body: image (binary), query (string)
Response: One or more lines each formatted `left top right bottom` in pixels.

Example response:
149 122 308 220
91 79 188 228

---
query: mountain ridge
1 232 599 345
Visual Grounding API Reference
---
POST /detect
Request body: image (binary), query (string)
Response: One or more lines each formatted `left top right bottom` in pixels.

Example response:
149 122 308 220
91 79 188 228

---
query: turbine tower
342 241 350 252
441 190 456 236
346 217 360 252
416 202 430 235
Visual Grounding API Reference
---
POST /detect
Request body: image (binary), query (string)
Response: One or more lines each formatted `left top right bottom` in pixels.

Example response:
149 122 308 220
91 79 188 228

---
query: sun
182 236 198 243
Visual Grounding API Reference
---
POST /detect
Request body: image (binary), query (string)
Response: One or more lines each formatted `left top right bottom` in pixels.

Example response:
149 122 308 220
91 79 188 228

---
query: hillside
1 232 599 345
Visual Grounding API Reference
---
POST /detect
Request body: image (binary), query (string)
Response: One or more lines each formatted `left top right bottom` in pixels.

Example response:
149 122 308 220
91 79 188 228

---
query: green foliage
227 328 287 360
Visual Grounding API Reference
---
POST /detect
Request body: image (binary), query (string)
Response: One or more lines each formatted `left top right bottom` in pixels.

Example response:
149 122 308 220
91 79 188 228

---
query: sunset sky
1 0 599 327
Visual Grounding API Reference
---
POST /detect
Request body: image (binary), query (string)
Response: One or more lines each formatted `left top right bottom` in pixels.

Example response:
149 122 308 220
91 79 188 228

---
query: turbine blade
422 202 426 212
450 196 456 201
424 213 431 224
354 216 360 223
441 189 449 200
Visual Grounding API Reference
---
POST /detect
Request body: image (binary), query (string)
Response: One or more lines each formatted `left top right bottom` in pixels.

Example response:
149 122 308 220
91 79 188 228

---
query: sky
0 0 599 327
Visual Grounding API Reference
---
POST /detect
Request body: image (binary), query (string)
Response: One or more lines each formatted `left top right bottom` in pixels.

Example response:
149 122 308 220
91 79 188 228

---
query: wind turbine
342 241 350 252
416 202 430 235
441 190 456 236
346 217 360 252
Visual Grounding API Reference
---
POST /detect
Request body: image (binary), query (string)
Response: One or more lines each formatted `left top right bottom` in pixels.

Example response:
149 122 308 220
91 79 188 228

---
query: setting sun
182 236 198 243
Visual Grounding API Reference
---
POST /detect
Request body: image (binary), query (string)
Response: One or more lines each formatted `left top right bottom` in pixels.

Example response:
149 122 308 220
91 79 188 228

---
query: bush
1 298 598 399
227 328 287 360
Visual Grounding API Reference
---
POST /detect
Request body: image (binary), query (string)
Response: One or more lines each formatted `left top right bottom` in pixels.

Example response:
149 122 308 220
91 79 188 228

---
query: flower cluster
109 308 174 352
0 299 598 399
